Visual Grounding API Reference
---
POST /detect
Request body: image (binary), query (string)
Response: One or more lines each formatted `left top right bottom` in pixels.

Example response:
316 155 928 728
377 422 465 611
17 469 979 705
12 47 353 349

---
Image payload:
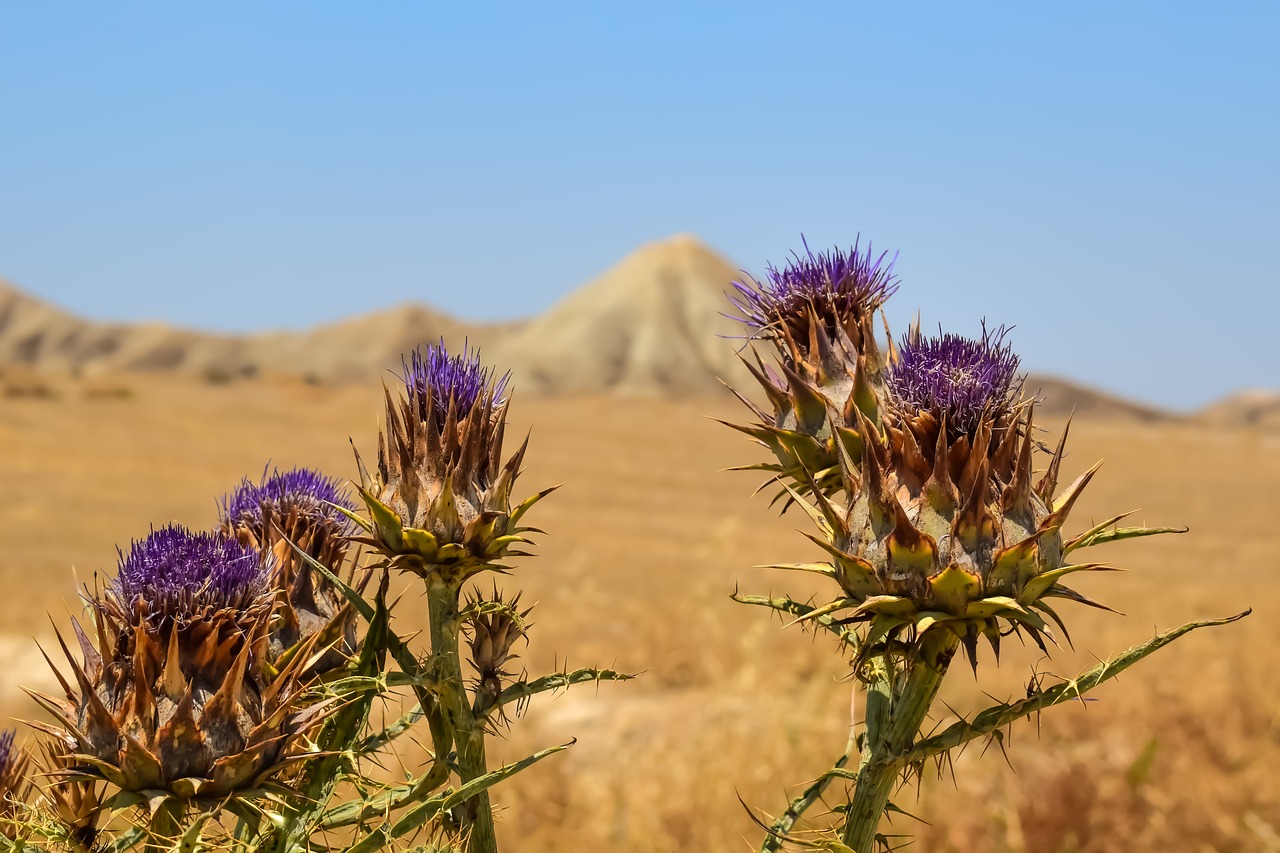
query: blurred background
1 4 1277 851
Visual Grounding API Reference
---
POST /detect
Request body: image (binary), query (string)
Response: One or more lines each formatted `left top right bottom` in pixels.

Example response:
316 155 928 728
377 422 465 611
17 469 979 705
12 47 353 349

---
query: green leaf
731 592 860 647
319 759 450 830
497 668 634 712
171 812 213 852
265 572 393 850
100 827 148 853
898 610 1250 769
283 535 376 623
344 741 574 853
1064 522 1187 554
758 737 857 853
355 703 426 756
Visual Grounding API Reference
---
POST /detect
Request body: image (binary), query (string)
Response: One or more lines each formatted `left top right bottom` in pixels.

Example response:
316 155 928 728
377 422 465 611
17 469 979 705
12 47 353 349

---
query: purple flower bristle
730 235 900 333
887 325 1022 433
113 525 267 625
221 466 354 532
402 340 507 420
0 730 15 775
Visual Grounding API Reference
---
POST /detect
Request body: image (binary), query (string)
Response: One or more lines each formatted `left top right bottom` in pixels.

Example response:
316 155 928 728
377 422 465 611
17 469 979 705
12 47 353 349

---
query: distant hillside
1194 390 1280 430
1023 374 1174 423
489 234 751 395
0 235 751 395
0 278 501 382
1 239 1272 421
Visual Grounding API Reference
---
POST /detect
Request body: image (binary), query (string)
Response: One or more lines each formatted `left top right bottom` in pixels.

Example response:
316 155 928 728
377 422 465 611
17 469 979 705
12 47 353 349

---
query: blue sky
1 3 1275 409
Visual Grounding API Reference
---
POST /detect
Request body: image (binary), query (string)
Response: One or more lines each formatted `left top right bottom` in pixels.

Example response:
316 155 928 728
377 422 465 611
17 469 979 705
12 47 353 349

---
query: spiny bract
220 466 363 673
725 237 900 498
783 326 1114 668
33 526 332 799
351 341 551 581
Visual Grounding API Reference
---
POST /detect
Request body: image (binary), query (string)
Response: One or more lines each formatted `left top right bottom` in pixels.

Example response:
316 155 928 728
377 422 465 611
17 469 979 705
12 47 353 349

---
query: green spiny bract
724 239 898 499
351 343 550 581
784 327 1115 670
32 527 332 801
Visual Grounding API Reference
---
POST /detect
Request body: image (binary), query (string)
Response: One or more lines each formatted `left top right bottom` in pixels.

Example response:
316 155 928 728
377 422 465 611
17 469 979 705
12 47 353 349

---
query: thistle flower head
887 325 1022 435
0 729 28 836
402 340 508 425
730 236 899 348
357 342 548 580
221 466 354 533
0 732 15 776
0 731 20 795
113 525 267 626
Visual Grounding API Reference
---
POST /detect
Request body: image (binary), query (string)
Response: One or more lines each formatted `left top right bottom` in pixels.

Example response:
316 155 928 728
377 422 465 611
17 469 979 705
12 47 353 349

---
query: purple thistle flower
113 525 267 625
887 325 1022 434
401 340 508 423
729 235 900 335
0 730 16 776
221 466 354 533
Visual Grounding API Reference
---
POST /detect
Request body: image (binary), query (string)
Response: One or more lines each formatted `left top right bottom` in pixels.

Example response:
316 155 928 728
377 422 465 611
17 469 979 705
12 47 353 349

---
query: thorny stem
841 631 959 852
427 573 498 853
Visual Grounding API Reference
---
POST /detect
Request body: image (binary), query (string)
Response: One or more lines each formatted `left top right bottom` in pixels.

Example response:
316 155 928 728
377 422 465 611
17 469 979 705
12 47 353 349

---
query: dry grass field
1 374 1276 851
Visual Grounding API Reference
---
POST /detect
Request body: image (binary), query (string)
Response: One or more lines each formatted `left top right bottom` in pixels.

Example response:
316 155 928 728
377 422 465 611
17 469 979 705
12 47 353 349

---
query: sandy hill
489 234 751 395
1022 374 1173 423
0 235 756 395
3 238 1269 420
1194 389 1280 430
0 278 495 382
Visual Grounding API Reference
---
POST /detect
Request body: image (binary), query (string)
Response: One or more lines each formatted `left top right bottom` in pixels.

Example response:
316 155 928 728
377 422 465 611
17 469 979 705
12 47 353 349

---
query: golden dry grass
0 375 1276 851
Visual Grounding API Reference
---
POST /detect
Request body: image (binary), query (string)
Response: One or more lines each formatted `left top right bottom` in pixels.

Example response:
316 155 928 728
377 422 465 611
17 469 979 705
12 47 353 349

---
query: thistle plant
27 525 333 849
6 341 628 853
342 343 569 853
725 239 1250 852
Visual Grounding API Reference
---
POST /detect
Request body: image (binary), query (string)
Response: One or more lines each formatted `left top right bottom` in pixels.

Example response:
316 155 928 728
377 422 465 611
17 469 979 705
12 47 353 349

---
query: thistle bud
34 526 331 799
795 327 1111 669
36 736 100 849
727 238 899 496
220 467 361 670
353 342 549 581
463 590 530 715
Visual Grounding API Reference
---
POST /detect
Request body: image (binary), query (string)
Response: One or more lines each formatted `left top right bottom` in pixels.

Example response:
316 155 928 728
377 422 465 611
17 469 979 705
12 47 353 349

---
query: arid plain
1 237 1278 851
1 375 1276 851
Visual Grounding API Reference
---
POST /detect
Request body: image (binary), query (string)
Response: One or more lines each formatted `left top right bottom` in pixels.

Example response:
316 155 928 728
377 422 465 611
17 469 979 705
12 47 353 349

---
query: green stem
841 631 958 852
426 573 498 853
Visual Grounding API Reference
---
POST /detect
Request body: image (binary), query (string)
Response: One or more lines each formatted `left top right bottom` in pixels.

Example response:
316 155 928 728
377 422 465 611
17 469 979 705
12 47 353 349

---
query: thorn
1040 461 1103 533
1035 413 1073 501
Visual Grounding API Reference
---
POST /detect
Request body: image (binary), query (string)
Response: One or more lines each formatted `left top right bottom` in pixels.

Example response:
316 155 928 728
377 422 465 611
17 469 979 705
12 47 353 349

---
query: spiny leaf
732 592 860 647
897 610 1250 769
498 668 634 711
344 741 574 853
1065 523 1188 554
